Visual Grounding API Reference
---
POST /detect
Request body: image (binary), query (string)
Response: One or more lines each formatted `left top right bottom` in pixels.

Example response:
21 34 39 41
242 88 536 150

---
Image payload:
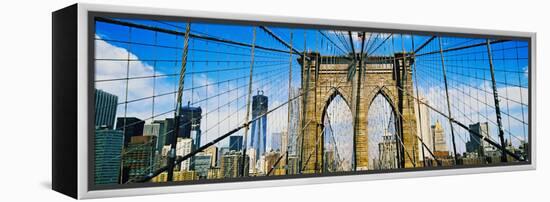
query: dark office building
162 118 175 146
220 151 249 178
180 104 202 150
151 120 166 152
192 154 212 179
229 136 243 151
121 135 156 183
94 127 123 184
466 122 490 156
116 117 144 147
250 90 268 160
163 104 202 150
218 147 230 167
95 89 118 129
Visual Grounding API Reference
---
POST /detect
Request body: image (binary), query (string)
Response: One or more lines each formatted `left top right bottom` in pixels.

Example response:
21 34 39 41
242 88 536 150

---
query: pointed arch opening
321 90 353 172
367 90 400 170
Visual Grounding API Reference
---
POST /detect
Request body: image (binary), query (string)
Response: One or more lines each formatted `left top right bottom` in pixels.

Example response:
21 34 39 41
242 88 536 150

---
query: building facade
288 87 301 155
95 89 118 129
122 135 156 183
153 120 166 149
374 131 398 170
192 153 213 179
162 114 198 149
220 151 248 178
431 120 448 158
229 136 243 152
176 138 193 171
467 122 493 157
218 147 230 167
250 90 268 161
287 155 300 175
247 148 257 175
94 127 123 184
414 96 433 159
116 117 144 147
179 104 202 150
144 122 163 153
204 146 218 167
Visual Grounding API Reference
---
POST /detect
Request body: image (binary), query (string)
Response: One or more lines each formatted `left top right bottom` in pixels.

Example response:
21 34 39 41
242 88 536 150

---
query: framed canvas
52 3 536 199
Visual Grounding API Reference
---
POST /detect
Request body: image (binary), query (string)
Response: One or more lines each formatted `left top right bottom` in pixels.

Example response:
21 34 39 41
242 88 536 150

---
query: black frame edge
52 3 79 199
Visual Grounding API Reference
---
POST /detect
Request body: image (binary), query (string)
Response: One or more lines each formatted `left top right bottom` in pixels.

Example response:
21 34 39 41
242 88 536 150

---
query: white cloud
95 36 175 124
95 36 254 147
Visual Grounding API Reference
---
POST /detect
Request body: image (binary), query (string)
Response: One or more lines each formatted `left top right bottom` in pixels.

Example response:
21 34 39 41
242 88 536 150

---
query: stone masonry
298 52 419 173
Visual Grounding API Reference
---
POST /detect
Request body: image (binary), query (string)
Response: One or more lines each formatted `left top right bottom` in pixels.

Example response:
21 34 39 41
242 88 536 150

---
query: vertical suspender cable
299 31 308 173
285 32 294 174
485 39 508 162
167 22 191 181
438 36 459 165
240 27 256 177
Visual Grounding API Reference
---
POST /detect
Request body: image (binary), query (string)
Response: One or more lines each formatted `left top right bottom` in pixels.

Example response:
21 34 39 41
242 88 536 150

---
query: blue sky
94 17 530 162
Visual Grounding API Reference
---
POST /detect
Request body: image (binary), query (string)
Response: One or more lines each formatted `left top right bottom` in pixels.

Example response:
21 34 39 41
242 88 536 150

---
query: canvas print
91 15 530 187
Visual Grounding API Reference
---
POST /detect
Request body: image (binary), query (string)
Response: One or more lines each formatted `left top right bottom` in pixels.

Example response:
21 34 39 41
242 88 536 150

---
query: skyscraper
144 122 163 153
229 136 243 151
162 104 202 150
218 147 230 167
288 87 301 155
143 123 161 137
121 135 156 183
247 148 257 174
176 138 193 171
94 127 123 184
287 155 300 174
467 122 491 156
192 153 213 179
250 90 268 160
160 118 187 147
179 104 202 150
95 89 118 129
152 120 166 150
116 117 144 147
220 151 248 178
376 131 397 169
204 146 218 167
431 120 449 158
161 118 175 146
414 96 433 159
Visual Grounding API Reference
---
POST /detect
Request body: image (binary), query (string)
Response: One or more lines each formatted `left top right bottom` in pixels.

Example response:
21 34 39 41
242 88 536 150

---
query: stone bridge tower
298 52 419 173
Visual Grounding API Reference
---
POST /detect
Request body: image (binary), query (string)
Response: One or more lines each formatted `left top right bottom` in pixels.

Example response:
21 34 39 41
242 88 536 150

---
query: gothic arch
320 87 352 125
366 87 398 115
299 53 418 173
320 88 354 172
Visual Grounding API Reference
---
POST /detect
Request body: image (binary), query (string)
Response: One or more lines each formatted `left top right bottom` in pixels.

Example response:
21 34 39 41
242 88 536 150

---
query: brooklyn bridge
92 16 530 185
